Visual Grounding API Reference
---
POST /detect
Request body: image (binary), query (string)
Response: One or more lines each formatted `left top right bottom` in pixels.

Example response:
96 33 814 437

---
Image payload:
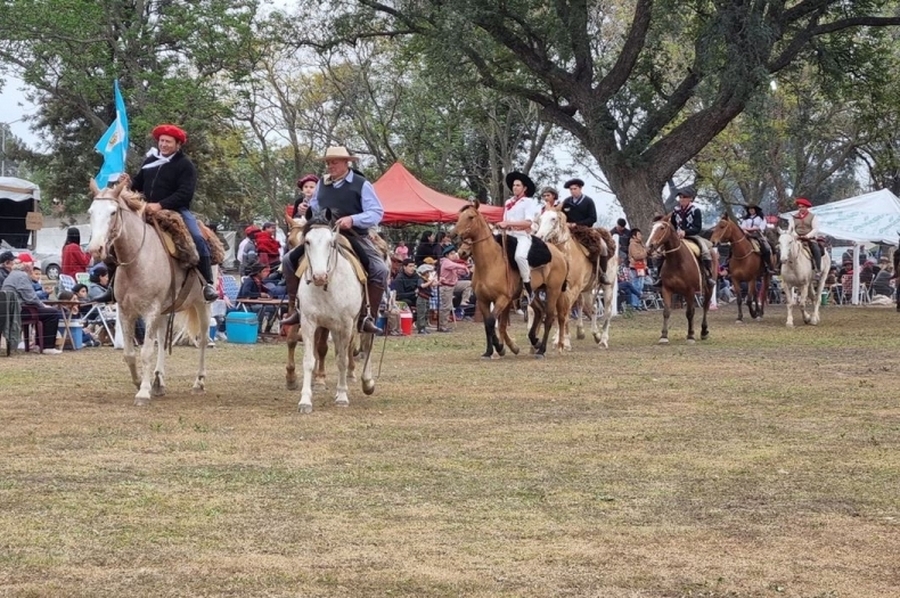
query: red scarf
505 194 525 209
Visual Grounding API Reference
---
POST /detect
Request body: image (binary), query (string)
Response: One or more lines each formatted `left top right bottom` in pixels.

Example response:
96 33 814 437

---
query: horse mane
120 188 147 213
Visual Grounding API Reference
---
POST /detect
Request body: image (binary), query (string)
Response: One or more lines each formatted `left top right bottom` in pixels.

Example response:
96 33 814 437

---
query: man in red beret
787 197 822 276
118 124 218 301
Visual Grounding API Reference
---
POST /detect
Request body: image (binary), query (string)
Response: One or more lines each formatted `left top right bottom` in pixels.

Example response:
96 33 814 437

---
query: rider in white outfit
498 171 542 301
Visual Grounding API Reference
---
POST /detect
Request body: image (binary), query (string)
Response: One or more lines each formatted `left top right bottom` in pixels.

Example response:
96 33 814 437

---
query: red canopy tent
373 162 503 225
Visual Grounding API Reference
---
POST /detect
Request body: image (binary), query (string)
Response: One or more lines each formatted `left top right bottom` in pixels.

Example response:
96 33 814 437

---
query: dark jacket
238 276 267 300
672 203 703 237
561 195 598 227
131 150 197 211
391 270 419 305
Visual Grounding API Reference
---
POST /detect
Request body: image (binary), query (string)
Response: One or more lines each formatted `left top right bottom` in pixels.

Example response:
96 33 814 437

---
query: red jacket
62 242 91 278
254 233 281 266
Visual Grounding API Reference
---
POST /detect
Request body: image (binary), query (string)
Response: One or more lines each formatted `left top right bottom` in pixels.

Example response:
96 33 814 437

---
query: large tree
321 0 900 228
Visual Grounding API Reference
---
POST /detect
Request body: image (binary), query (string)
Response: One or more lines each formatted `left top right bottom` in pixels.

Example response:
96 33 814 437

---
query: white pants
513 233 532 283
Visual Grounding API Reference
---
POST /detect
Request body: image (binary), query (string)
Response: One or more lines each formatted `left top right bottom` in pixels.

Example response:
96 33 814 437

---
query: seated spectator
872 264 894 297
88 265 112 302
860 261 875 286
617 265 643 310
262 268 287 298
29 264 50 301
71 283 92 316
56 290 100 347
1 256 62 354
391 259 419 308
238 261 276 326
0 251 14 286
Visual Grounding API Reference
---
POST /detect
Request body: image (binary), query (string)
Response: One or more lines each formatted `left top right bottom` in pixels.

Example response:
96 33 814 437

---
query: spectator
88 265 112 302
254 222 282 267
617 266 643 311
414 231 441 265
612 218 630 266
391 259 419 307
437 246 471 331
872 263 894 297
415 264 438 334
0 251 14 286
1 256 62 354
393 240 409 260
238 261 275 327
61 227 91 279
57 290 100 347
628 228 647 299
240 225 261 274
29 265 49 301
860 261 875 286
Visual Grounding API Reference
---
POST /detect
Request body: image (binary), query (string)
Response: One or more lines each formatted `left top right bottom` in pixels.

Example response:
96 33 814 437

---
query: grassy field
1 304 898 597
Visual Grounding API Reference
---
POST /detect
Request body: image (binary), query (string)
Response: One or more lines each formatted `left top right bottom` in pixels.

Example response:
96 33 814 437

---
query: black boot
522 280 535 304
197 255 219 302
702 258 716 288
761 247 776 275
280 256 301 326
359 282 384 334
649 257 664 286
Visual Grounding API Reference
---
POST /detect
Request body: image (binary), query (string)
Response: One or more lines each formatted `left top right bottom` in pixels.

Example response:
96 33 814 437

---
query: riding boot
280 261 301 326
522 280 535 304
197 255 219 302
359 282 384 334
92 262 117 303
761 246 776 275
702 258 716 288
649 257 664 286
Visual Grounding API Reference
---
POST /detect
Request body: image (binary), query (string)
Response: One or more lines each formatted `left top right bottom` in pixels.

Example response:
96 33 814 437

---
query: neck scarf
142 147 174 170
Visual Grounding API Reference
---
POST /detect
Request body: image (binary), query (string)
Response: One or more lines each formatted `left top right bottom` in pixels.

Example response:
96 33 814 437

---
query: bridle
719 219 755 261
92 195 147 268
648 221 684 255
303 223 340 291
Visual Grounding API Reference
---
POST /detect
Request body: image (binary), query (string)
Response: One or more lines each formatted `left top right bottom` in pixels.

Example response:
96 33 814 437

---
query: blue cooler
226 312 258 344
67 320 84 350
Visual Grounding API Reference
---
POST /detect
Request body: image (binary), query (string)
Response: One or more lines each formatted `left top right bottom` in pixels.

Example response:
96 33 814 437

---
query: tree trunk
603 164 666 232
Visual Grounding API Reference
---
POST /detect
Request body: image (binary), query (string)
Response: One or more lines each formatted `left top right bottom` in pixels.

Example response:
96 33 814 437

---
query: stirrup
359 315 382 335
202 284 219 302
281 311 300 326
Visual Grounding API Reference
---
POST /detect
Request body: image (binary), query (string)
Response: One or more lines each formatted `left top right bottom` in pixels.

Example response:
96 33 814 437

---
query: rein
100 198 148 268
727 223 755 261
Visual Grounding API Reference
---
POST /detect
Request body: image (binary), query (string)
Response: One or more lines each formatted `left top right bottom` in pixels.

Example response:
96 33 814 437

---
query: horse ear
472 199 481 209
89 178 100 196
324 208 334 222
304 206 313 221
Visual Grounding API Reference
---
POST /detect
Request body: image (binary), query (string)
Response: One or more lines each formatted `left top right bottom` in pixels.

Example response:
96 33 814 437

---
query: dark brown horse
645 219 716 344
709 215 770 322
455 201 569 358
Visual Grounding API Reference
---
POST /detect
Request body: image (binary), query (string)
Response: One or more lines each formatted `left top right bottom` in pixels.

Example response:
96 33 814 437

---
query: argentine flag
94 80 129 185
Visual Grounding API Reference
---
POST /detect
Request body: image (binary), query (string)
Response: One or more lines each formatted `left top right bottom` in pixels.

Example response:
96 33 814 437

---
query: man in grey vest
281 147 389 334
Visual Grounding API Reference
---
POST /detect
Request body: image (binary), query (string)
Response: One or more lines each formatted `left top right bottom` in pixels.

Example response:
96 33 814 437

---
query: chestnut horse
535 207 616 349
709 215 770 322
645 219 716 344
455 201 569 358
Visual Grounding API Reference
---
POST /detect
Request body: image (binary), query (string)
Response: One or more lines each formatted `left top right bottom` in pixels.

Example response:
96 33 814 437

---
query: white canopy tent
0 176 41 202
780 189 900 304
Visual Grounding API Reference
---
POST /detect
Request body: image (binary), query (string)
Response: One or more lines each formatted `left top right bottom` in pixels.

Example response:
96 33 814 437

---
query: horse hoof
534 353 545 359
334 396 350 407
151 387 166 397
134 394 150 407
509 346 520 356
686 338 696 344
286 380 299 391
658 338 669 345
481 352 493 359
701 333 709 340
599 340 609 349
735 319 744 325
190 387 205 395
298 402 313 414
576 330 585 340
362 380 375 395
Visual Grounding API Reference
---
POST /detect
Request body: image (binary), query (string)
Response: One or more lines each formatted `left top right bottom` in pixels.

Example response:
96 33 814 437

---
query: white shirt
740 215 766 232
503 196 542 237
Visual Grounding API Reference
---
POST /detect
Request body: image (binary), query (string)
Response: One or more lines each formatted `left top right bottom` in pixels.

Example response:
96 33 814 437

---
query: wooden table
44 299 82 350
236 298 288 340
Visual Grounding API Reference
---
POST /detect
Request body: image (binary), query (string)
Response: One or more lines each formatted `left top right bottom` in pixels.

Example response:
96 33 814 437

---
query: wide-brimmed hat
795 197 812 208
296 174 319 188
321 146 358 161
676 186 696 198
151 124 187 144
743 204 765 216
505 171 536 197
564 178 585 189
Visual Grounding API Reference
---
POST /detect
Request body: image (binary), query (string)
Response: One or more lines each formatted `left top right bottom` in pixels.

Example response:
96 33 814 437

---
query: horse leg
135 315 162 406
700 288 711 341
658 288 673 344
314 327 328 389
151 325 167 397
556 292 569 354
785 284 796 328
191 303 210 394
527 298 543 351
358 331 376 396
801 283 813 325
298 319 317 413
596 283 613 348
685 292 697 343
479 301 496 358
331 328 351 407
285 323 299 391
119 312 140 390
574 295 586 341
734 280 745 323
496 298 518 356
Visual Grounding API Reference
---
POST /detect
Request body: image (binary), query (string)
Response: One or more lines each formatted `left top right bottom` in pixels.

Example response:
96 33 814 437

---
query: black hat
564 178 585 189
505 171 536 197
676 186 696 198
743 204 764 216
442 245 457 256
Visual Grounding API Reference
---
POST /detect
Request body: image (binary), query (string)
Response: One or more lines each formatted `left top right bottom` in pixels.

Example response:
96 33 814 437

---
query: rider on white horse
280 146 389 335
786 197 823 277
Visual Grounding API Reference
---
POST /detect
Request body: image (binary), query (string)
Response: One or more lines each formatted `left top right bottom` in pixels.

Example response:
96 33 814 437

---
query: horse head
455 203 488 244
535 207 567 242
645 219 677 254
708 214 733 245
303 216 339 287
87 178 134 261
777 229 799 263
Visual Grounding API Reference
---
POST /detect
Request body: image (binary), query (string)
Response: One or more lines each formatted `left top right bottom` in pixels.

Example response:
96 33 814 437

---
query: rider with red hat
117 124 219 302
787 197 822 276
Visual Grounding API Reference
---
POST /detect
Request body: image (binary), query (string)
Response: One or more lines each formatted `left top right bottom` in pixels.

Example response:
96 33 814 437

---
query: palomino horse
709 215 770 323
777 231 831 327
455 201 569 358
296 214 376 412
535 208 617 349
87 179 211 405
645 219 716 344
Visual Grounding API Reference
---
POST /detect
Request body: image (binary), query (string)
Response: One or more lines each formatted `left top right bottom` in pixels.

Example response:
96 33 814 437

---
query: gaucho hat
505 171 536 197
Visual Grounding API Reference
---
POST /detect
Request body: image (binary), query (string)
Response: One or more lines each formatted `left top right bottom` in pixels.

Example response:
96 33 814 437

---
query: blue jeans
178 209 210 258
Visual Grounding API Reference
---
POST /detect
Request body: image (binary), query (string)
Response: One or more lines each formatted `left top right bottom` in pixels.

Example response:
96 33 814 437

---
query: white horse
87 179 211 405
777 231 831 327
534 208 616 349
297 217 375 413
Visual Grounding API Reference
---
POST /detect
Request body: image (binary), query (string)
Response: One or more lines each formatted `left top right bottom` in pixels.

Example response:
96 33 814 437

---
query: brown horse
709 215 770 322
455 201 569 358
645 219 716 344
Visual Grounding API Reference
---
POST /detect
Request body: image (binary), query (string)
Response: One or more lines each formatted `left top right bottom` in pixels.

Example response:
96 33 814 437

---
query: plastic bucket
209 317 217 342
68 320 84 350
820 291 828 306
399 312 413 336
226 312 258 344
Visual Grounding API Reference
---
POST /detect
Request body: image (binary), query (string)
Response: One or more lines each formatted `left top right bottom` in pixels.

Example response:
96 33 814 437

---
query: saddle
683 238 703 259
495 234 553 270
146 209 199 269
295 232 368 284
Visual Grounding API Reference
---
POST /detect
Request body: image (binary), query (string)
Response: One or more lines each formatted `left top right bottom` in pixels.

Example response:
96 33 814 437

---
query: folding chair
83 303 117 345
20 304 45 353
57 273 76 294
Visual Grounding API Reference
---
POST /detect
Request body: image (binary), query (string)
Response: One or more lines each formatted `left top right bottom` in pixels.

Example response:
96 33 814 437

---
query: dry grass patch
1 305 898 597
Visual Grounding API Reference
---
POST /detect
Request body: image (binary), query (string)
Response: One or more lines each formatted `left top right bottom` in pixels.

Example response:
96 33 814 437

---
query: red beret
17 253 34 263
296 174 319 189
795 197 812 208
151 124 187 144
244 225 260 236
